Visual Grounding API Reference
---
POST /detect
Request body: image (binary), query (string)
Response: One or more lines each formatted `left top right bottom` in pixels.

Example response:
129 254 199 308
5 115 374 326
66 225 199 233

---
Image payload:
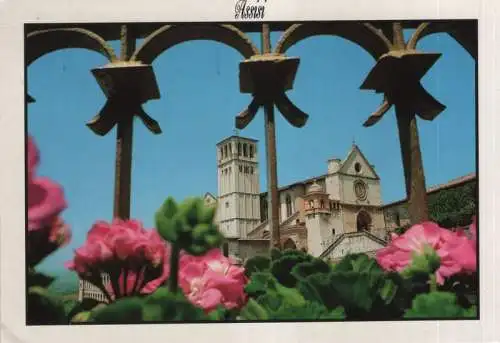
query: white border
0 0 498 342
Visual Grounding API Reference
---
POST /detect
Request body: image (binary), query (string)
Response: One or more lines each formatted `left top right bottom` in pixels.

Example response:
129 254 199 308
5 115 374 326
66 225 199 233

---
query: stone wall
236 239 270 261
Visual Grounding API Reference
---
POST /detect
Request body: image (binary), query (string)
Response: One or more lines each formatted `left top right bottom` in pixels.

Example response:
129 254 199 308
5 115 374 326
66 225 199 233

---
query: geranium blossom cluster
67 220 248 311
178 248 248 312
66 219 170 300
377 219 477 284
27 136 71 266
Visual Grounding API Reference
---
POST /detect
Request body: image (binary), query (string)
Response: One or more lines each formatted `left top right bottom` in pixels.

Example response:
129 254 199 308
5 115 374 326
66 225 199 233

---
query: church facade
78 134 476 302
205 135 390 262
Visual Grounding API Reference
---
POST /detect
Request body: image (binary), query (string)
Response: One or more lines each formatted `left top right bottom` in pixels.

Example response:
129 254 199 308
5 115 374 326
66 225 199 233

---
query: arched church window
286 194 292 217
238 143 242 156
320 199 325 208
229 144 232 156
354 162 362 173
224 144 228 158
219 147 223 159
249 145 254 158
243 143 248 157
331 228 336 236
308 200 314 209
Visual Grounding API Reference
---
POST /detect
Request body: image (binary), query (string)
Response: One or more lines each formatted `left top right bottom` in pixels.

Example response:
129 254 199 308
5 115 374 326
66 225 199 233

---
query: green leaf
27 270 55 288
244 256 271 277
464 306 478 318
185 243 209 256
404 292 477 319
273 283 306 307
142 304 164 321
269 300 345 320
142 287 208 322
245 272 275 297
155 214 178 243
192 223 212 240
328 271 376 313
270 248 282 261
271 254 310 288
321 306 346 320
239 299 269 320
90 297 145 324
297 272 335 308
291 258 331 281
199 205 216 224
207 306 229 321
332 253 368 272
71 311 92 323
27 286 67 325
180 198 202 228
379 278 398 305
90 299 141 324
158 197 178 219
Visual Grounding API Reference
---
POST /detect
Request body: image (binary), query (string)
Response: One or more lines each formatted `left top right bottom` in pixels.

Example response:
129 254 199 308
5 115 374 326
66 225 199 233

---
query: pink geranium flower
66 219 170 301
26 136 71 266
28 177 67 231
377 221 477 285
27 136 39 184
178 248 247 312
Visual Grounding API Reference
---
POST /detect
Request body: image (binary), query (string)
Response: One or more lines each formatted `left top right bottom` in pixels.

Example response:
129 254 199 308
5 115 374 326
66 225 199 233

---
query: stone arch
26 28 117 66
132 24 259 64
356 210 372 232
274 22 392 60
283 238 297 250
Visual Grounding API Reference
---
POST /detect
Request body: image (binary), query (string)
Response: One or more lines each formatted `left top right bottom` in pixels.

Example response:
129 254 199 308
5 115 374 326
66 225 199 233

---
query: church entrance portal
356 210 372 232
283 238 297 250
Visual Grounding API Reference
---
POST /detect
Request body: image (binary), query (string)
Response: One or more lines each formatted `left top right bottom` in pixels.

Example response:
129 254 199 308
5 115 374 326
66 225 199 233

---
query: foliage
155 197 222 256
26 167 478 324
428 181 476 228
404 292 477 318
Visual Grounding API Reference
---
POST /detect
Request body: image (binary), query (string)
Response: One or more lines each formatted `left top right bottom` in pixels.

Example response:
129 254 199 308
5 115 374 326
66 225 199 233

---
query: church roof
382 172 476 208
260 144 377 197
216 135 258 146
338 143 380 180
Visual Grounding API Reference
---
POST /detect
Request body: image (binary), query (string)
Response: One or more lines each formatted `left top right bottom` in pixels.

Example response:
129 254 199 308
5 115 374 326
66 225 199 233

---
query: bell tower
216 135 261 239
304 181 334 257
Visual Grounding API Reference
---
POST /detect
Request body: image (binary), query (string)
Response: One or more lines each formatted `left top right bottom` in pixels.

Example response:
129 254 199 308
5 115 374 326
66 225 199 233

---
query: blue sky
27 27 476 274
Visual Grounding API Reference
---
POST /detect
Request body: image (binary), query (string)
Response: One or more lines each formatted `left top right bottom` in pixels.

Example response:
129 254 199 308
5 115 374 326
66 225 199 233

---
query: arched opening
283 238 297 250
356 210 372 232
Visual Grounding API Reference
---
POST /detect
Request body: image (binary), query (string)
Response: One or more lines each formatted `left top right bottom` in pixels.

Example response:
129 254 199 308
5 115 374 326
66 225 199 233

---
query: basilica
78 134 476 302
204 135 391 262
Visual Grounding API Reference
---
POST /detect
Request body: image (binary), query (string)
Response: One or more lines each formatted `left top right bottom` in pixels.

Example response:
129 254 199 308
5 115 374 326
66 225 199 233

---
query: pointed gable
338 144 380 180
203 192 217 206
